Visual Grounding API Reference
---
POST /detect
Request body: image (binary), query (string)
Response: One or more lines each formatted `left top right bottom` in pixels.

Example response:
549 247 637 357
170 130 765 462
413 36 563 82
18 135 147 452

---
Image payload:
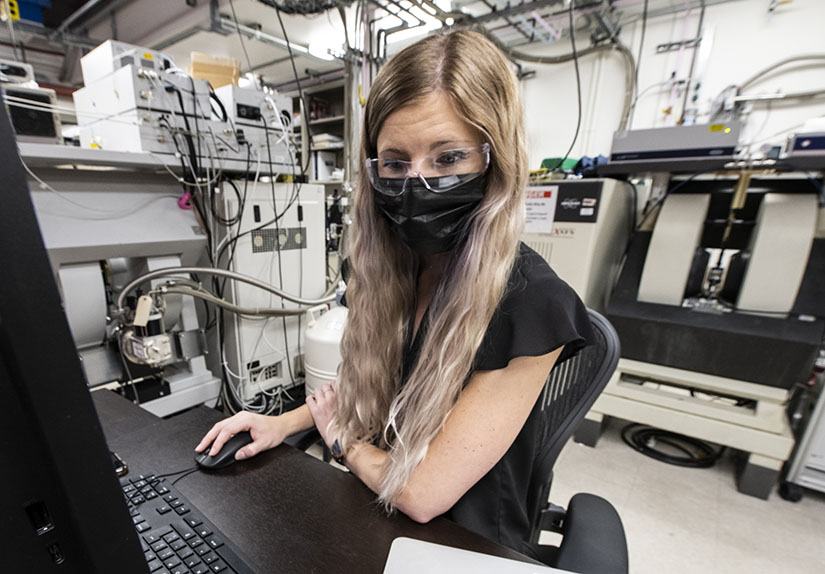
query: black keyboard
121 473 256 574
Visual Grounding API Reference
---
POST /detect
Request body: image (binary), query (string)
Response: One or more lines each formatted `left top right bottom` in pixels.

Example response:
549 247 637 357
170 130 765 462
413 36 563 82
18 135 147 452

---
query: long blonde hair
334 29 528 507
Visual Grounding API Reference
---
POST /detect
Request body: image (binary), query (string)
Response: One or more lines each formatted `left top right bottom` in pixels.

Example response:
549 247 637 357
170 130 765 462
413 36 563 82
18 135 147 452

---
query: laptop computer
383 538 570 574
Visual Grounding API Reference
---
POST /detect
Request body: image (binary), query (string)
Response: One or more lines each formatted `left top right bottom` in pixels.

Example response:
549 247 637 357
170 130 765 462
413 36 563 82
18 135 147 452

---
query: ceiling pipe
50 0 110 39
0 40 65 57
268 66 346 92
78 0 139 31
13 19 102 49
152 26 212 51
217 15 338 63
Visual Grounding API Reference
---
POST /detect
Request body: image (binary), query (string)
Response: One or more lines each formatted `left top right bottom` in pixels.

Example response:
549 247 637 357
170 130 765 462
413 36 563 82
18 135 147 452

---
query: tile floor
308 418 825 573
545 418 825 574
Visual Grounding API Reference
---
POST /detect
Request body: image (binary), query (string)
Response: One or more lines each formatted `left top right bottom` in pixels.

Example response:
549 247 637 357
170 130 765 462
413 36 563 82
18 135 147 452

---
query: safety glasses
365 143 490 197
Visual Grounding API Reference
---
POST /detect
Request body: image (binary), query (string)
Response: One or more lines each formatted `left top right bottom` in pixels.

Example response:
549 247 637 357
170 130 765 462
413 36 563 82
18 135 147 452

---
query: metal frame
581 358 795 499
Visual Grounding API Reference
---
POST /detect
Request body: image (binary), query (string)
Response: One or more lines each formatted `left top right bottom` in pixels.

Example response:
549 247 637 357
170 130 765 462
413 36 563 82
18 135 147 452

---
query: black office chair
526 309 628 574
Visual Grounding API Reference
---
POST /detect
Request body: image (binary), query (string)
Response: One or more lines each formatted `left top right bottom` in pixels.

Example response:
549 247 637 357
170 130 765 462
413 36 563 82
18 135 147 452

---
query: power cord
635 0 649 103
621 423 724 468
263 116 297 386
155 466 199 480
228 0 255 74
635 168 719 231
552 0 582 173
171 467 201 486
274 4 314 176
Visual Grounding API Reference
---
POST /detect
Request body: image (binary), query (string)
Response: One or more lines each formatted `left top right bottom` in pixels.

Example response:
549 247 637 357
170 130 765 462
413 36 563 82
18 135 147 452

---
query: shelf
309 115 345 126
311 179 344 185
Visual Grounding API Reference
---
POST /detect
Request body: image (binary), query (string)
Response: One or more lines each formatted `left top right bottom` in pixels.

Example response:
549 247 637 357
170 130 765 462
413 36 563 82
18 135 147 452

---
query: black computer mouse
194 431 254 470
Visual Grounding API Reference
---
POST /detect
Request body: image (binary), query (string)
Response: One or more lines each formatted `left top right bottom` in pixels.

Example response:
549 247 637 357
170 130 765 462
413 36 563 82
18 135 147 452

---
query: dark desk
92 390 538 573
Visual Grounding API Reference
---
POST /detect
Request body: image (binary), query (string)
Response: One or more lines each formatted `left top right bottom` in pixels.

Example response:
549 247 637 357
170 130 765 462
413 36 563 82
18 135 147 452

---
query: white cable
21 158 182 219
147 72 229 184
145 150 224 188
6 96 226 190
261 326 289 361
222 359 251 383
4 98 146 128
214 148 261 261
222 357 267 412
742 114 825 148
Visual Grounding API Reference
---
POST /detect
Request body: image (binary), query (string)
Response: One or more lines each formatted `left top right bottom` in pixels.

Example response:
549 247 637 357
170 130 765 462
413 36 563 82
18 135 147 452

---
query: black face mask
373 174 486 255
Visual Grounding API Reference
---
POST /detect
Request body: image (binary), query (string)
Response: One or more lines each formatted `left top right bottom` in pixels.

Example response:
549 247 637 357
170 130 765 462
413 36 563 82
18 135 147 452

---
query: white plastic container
304 305 348 397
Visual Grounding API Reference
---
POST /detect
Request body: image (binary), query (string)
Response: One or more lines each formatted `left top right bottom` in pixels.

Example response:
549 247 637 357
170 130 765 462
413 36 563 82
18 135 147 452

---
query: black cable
191 272 216 331
211 178 243 227
274 5 313 176
215 173 301 265
228 0 255 74
160 115 197 210
263 116 296 386
621 424 724 468
163 100 214 261
216 147 252 411
716 299 823 321
635 0 649 102
627 180 639 234
679 2 705 125
167 91 214 265
171 467 201 486
188 190 214 263
190 77 202 169
159 115 213 260
213 165 303 406
217 148 252 297
552 1 582 173
635 169 719 231
210 127 303 395
806 172 825 206
170 86 199 174
155 466 199 480
283 121 304 371
210 90 229 122
118 341 141 405
212 144 271 414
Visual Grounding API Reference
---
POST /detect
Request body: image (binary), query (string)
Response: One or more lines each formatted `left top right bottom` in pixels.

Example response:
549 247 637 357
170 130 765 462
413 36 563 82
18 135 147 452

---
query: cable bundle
258 0 354 16
621 424 725 468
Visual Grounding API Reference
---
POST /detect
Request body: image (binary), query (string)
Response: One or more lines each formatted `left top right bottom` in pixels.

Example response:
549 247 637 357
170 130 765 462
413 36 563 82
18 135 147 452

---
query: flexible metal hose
504 42 637 130
476 24 637 132
739 54 825 92
116 266 336 315
156 286 317 317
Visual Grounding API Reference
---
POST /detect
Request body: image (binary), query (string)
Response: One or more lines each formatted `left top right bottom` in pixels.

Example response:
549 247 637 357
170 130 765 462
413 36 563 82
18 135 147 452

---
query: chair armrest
555 493 628 574
538 502 567 533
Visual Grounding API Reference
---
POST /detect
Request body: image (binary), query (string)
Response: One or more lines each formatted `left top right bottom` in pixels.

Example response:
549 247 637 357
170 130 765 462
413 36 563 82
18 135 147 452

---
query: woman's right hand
195 411 287 461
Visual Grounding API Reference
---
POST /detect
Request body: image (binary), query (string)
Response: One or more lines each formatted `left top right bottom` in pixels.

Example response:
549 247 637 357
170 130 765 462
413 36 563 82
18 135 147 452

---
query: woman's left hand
306 383 338 450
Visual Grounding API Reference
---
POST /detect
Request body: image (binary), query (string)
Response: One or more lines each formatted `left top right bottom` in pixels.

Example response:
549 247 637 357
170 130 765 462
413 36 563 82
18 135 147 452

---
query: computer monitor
0 92 148 573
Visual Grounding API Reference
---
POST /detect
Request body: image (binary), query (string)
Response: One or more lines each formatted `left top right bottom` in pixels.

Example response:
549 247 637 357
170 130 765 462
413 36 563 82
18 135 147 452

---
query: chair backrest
527 309 620 544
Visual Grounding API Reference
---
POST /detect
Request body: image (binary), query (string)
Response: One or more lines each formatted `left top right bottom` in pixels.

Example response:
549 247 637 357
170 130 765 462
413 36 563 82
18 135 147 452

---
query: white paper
524 186 558 234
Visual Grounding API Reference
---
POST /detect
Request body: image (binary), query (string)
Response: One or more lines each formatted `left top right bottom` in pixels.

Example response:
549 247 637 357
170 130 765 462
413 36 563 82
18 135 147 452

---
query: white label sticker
580 207 594 216
133 295 153 327
524 186 558 234
130 339 147 360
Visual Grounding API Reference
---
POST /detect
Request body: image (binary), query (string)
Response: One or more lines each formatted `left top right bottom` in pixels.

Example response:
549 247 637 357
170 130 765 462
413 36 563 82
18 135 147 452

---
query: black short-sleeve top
400 242 593 555
341 243 592 555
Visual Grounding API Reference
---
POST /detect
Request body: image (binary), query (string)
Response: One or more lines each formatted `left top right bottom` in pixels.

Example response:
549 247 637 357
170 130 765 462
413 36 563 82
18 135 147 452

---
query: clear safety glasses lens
366 143 490 196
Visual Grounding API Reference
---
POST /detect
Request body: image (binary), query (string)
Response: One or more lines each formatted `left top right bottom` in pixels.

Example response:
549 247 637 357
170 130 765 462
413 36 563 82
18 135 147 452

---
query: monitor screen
0 89 148 573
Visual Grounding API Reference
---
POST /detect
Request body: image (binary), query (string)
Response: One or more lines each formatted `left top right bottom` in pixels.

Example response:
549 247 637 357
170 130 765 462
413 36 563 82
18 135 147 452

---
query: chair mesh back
527 309 620 542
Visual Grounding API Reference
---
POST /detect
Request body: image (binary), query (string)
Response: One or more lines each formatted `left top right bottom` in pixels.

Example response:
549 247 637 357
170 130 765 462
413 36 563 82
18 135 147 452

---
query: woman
196 29 591 554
